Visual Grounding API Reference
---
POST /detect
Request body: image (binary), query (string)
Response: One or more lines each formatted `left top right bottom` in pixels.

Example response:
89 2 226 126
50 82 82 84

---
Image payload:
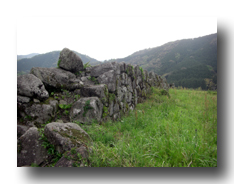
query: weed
102 106 109 118
90 76 99 85
63 110 69 115
38 127 62 166
59 104 72 110
74 94 80 101
31 163 39 167
139 67 145 80
57 59 61 67
84 61 91 69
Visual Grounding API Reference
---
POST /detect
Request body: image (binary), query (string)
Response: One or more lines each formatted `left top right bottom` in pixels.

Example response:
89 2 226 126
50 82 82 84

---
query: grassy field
79 87 217 167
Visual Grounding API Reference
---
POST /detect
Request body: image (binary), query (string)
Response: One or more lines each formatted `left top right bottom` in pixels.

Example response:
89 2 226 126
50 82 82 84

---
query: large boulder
44 122 92 154
90 62 120 77
70 97 103 124
17 127 49 167
20 103 57 126
30 67 83 90
58 48 84 73
17 74 49 100
81 84 109 106
97 70 120 93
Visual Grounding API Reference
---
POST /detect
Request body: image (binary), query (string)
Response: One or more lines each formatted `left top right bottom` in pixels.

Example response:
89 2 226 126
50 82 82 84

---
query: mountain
17 33 217 90
17 50 101 75
17 53 40 60
108 33 217 89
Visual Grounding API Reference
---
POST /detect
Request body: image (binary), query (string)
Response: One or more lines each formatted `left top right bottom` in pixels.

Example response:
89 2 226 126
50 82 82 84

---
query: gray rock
49 100 59 115
58 48 84 73
17 127 49 167
108 97 119 117
126 64 135 79
17 95 30 104
127 77 133 92
119 102 129 114
134 65 142 77
17 125 29 139
119 62 126 73
17 74 49 100
24 103 55 126
59 100 67 105
30 67 83 90
90 62 120 77
108 101 114 117
70 97 103 124
54 146 89 167
112 112 120 121
113 102 120 114
117 87 124 102
126 91 132 103
117 86 131 103
129 104 135 111
97 70 120 93
149 71 156 80
132 78 137 89
136 85 142 97
80 76 96 86
81 84 109 106
144 70 149 82
133 89 138 105
44 122 91 154
33 99 40 103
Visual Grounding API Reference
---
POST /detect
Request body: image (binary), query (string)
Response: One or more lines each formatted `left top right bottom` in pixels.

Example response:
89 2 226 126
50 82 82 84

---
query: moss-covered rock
44 122 92 154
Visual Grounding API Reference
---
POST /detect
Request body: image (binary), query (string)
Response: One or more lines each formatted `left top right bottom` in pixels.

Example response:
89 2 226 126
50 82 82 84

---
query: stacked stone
17 48 169 167
17 48 169 126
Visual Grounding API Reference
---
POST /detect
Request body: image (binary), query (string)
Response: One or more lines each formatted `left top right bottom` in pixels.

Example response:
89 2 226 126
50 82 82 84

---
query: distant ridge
17 50 101 75
106 33 217 89
17 53 39 60
17 33 217 89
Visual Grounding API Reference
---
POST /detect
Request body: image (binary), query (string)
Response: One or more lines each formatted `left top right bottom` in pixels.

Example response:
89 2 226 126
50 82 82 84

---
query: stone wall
17 48 170 167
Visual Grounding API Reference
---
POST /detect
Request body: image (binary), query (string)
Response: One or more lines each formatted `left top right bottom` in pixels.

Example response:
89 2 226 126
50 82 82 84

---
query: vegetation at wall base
78 87 217 167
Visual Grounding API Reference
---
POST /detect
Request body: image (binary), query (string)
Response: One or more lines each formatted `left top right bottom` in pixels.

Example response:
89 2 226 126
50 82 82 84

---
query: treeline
111 33 217 90
166 64 216 89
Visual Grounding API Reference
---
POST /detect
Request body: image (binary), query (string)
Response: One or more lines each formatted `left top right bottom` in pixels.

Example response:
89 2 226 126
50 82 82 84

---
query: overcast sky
17 16 216 61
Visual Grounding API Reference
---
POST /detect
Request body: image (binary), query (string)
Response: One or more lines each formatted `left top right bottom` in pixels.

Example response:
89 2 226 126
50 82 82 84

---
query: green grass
79 87 217 167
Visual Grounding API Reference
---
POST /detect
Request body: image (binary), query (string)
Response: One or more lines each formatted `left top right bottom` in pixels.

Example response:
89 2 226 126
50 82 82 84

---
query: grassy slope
79 88 217 167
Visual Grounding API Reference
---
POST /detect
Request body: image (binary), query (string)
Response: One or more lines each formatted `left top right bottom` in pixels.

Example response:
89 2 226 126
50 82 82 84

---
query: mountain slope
17 50 101 75
17 53 40 60
112 33 217 89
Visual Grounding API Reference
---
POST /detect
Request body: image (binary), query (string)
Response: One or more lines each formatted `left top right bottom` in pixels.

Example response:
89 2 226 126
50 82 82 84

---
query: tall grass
79 87 217 167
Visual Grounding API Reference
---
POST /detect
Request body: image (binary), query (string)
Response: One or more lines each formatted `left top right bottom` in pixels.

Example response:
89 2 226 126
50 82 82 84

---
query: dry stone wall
17 48 170 167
